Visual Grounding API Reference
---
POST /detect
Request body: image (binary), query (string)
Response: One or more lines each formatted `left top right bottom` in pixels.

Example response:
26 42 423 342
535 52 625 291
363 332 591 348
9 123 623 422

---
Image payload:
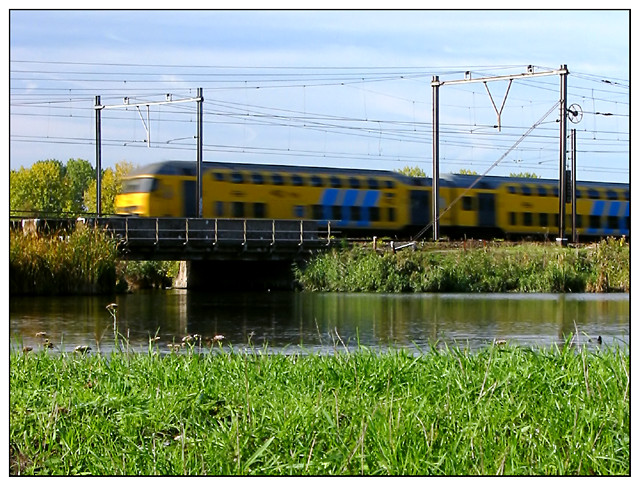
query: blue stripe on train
319 189 380 227
358 190 380 227
584 200 629 236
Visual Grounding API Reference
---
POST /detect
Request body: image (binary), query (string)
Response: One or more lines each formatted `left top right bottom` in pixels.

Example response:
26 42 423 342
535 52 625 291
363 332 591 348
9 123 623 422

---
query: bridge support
174 260 299 291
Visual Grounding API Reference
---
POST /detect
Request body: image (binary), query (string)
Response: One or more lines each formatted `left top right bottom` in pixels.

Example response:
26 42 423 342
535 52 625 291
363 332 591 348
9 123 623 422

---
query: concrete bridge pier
174 260 299 291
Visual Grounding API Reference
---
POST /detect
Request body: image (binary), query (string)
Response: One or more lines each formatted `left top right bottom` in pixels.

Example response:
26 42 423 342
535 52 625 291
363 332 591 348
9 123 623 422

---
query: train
114 160 629 241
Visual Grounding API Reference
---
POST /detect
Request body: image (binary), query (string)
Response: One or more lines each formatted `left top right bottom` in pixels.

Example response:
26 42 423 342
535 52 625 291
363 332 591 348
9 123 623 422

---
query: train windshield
121 177 158 194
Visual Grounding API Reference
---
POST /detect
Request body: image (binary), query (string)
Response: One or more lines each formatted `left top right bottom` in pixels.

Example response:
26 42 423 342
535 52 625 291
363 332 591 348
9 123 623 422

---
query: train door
410 190 431 226
477 193 495 227
183 180 196 217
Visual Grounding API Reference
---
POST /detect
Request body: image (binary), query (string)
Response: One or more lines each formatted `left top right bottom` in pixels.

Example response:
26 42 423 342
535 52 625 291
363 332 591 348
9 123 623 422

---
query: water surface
10 291 629 354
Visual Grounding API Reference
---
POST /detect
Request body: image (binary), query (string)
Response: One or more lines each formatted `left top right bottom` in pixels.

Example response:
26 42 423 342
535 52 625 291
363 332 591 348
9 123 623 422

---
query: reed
9 342 629 475
9 225 120 295
295 238 629 293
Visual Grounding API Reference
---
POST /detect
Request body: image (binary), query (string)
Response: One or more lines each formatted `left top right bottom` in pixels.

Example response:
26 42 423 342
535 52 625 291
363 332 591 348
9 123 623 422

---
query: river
9 291 629 355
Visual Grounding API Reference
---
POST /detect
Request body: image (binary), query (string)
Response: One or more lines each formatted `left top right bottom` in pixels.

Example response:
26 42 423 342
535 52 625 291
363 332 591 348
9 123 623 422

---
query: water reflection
10 291 629 354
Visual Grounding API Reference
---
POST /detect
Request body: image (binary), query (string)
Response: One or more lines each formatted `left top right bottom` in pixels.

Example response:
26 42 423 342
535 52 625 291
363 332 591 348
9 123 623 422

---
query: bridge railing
88 217 331 251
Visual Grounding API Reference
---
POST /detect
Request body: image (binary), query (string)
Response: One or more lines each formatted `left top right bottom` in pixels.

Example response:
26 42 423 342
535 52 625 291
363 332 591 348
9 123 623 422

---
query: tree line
10 159 133 217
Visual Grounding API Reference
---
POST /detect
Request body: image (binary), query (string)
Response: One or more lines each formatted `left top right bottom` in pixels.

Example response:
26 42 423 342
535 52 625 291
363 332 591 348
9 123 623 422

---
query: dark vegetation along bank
9 225 178 295
9 225 629 295
294 237 629 293
9 342 630 476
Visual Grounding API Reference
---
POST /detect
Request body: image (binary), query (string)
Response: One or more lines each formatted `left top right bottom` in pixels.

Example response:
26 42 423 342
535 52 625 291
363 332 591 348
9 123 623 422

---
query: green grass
295 238 630 293
10 342 629 475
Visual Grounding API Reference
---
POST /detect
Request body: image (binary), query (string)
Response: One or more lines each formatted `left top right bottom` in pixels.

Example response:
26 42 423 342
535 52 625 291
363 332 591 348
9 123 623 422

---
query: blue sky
8 8 630 183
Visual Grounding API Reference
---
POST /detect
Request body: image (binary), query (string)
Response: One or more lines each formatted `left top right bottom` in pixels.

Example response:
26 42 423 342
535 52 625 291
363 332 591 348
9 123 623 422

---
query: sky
7 7 631 184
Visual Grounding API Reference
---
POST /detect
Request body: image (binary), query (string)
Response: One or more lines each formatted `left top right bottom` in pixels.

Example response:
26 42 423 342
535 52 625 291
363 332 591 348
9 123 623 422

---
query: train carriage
114 160 629 241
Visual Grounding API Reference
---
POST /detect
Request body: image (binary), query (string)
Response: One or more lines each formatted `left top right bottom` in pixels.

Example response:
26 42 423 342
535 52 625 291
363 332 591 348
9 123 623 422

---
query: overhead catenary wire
412 101 561 242
9 61 629 184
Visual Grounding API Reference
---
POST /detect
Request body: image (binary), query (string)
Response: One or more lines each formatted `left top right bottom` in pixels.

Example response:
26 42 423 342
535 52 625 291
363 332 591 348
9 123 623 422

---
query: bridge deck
84 217 331 261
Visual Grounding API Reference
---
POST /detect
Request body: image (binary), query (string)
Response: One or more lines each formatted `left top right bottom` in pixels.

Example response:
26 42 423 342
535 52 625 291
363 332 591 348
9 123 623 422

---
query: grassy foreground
295 238 629 293
10 343 629 476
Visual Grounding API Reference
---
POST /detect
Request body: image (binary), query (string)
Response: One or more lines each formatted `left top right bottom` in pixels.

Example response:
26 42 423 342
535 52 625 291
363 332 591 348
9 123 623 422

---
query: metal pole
95 96 102 216
431 76 440 241
571 128 577 243
196 88 204 218
558 65 568 242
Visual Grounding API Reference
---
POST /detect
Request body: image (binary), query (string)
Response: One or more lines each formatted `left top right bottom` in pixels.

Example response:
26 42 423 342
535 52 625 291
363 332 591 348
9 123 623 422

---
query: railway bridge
14 216 333 290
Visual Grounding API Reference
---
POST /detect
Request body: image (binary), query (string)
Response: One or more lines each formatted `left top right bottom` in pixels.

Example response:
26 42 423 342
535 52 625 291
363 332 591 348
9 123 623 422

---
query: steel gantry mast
94 89 204 217
430 65 570 242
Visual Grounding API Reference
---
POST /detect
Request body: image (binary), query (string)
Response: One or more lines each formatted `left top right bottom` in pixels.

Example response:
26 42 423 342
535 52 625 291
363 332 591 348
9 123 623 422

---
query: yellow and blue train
114 160 629 240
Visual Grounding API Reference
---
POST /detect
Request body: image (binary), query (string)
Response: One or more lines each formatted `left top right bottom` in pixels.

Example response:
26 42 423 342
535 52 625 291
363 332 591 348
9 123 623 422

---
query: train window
623 190 629 200
536 187 548 196
330 176 342 188
550 187 559 197
251 173 264 184
589 215 601 228
370 207 380 222
523 212 533 226
539 213 548 226
462 196 473 211
232 202 245 218
576 215 583 228
606 190 618 200
521 186 532 196
253 202 267 218
575 189 583 198
367 178 379 189
331 206 341 220
587 189 600 199
388 208 396 222
312 205 323 220
310 175 324 187
121 177 158 194
509 212 517 226
384 180 396 189
291 175 304 186
507 186 517 194
349 177 360 189
352 206 361 221
607 216 619 229
215 201 225 217
293 205 305 218
231 172 245 184
553 215 559 228
271 174 284 185
211 172 226 182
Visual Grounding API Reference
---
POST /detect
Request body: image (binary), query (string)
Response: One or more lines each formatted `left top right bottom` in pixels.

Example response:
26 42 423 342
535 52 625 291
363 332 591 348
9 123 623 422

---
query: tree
396 165 426 177
10 159 66 215
509 172 540 179
64 158 95 213
83 160 134 214
458 169 479 175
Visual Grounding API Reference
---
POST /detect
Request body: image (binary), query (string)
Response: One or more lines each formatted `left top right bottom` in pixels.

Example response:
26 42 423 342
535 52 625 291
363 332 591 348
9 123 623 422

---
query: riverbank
295 238 629 293
10 343 629 475
9 226 629 294
9 227 179 295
